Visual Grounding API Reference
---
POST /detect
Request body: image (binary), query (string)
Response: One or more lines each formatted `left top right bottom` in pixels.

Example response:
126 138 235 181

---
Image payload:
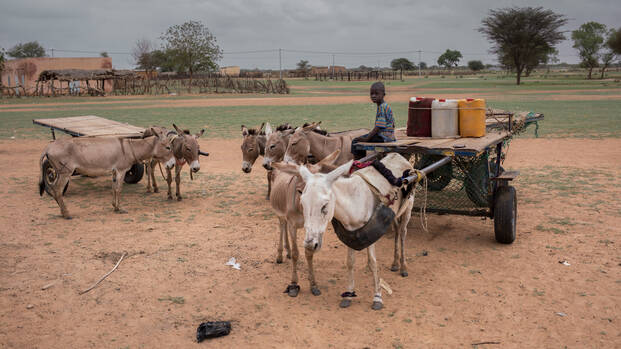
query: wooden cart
33 115 147 184
353 110 543 244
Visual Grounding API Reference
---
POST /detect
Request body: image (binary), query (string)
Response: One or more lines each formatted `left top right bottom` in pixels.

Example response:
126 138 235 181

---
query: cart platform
33 115 144 138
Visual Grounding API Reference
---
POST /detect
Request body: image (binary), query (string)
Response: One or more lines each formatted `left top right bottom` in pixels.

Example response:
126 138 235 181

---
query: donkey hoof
339 299 352 308
371 301 383 311
286 254 291 259
276 257 283 264
115 209 128 214
284 284 300 297
390 264 399 272
63 215 72 220
177 196 183 201
167 196 173 201
400 271 409 277
311 287 321 296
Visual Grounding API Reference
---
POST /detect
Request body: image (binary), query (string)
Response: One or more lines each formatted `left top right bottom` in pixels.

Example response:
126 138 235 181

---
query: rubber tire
42 159 68 196
124 163 144 184
417 155 452 191
494 185 517 244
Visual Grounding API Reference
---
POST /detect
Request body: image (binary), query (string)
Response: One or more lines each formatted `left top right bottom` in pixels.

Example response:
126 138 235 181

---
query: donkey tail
39 152 47 196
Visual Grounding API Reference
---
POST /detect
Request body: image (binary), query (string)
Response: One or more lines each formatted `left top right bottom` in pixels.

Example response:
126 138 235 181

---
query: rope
157 162 167 181
418 174 429 233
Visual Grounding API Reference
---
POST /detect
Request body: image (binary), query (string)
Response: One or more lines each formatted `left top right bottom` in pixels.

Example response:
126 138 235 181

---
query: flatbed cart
353 110 543 244
33 115 147 184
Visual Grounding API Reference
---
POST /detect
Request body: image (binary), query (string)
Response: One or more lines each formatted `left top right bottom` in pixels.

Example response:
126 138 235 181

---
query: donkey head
143 127 175 166
172 124 204 173
240 123 265 173
263 123 294 170
284 122 321 164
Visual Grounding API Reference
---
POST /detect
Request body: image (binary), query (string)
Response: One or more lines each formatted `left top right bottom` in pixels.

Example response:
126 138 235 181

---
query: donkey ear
258 122 265 132
317 150 341 166
196 129 205 138
298 164 313 183
173 124 183 134
241 125 249 136
325 160 353 185
302 122 319 133
265 123 272 137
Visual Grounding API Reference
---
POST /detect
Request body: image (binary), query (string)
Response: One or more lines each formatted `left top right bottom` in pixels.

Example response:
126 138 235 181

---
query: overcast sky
1 0 619 70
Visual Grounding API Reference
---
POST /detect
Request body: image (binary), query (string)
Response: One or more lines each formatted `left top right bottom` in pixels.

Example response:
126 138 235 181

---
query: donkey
241 123 273 199
142 126 175 194
262 123 295 171
269 150 341 298
284 122 367 166
165 124 205 201
297 157 414 310
38 128 172 219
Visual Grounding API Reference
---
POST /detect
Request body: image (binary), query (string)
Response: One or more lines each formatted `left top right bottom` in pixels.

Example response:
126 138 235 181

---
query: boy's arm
359 126 380 142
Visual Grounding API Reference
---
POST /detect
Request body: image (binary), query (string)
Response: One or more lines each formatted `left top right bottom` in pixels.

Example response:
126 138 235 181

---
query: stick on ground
79 252 127 295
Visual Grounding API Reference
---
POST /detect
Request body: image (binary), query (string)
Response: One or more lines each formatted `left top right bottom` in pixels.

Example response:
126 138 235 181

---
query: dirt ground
0 135 619 348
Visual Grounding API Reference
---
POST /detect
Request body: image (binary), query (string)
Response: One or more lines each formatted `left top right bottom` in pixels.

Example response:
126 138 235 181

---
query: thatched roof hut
37 69 136 81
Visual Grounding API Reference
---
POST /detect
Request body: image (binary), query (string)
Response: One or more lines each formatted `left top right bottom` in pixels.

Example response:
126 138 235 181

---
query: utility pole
331 54 335 79
279 48 282 80
417 50 422 77
51 48 54 58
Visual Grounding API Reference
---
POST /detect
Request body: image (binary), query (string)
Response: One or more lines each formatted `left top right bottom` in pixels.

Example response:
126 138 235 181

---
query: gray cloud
1 0 619 69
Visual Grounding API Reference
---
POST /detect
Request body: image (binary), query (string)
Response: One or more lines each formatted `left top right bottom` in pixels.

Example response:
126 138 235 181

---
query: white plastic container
431 98 459 137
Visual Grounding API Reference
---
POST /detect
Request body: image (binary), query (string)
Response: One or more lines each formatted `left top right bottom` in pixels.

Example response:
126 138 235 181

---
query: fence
315 70 401 81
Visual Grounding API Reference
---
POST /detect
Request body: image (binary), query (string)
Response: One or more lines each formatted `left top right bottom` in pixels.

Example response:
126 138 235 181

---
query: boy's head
370 82 385 104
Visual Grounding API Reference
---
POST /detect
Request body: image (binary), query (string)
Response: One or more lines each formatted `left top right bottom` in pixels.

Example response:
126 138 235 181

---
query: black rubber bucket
331 204 395 251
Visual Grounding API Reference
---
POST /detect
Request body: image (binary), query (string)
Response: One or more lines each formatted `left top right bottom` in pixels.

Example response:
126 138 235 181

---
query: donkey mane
275 124 293 132
302 122 329 136
246 129 265 136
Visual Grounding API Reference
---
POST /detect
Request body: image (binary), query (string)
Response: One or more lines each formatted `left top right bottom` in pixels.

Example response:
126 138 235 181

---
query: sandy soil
0 136 619 348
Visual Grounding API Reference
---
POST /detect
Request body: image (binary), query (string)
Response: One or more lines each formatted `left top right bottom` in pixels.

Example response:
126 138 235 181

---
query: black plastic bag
196 321 231 343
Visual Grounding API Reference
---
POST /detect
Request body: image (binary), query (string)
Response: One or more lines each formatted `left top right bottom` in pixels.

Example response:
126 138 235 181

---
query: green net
411 148 502 215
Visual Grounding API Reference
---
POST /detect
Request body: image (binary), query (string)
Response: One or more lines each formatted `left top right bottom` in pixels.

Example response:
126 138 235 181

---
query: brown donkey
241 123 273 199
269 150 341 297
165 124 205 201
142 126 175 194
38 128 172 219
262 123 295 171
284 122 367 166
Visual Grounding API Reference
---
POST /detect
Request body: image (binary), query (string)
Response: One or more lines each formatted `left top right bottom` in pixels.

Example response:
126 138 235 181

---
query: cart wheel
42 159 69 196
417 155 452 191
494 185 517 244
124 163 144 184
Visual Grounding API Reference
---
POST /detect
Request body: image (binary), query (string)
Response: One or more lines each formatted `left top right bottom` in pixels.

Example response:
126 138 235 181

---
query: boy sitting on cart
351 82 396 159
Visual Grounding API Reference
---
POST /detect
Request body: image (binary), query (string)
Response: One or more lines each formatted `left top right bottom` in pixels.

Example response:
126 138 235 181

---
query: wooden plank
33 115 144 137
491 170 520 181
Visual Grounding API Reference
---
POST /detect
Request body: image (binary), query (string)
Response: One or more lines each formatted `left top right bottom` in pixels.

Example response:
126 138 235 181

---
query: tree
418 61 427 70
160 20 222 90
100 51 109 58
390 58 415 71
600 28 619 79
7 41 46 58
437 49 462 69
0 48 5 77
479 7 567 85
296 60 310 70
467 60 485 71
572 22 607 79
608 27 621 54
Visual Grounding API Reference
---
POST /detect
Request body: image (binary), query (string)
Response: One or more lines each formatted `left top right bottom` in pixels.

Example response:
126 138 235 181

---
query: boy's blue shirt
374 102 396 142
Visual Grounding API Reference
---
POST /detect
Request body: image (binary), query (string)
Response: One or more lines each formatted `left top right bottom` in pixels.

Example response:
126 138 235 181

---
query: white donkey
298 157 414 310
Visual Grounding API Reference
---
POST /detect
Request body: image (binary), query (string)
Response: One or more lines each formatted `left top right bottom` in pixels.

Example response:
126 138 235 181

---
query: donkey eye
321 204 328 215
291 142 298 146
270 144 276 149
165 146 171 150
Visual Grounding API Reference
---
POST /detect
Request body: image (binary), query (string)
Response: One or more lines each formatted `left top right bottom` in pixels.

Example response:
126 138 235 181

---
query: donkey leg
390 221 400 272
276 218 286 264
112 169 127 213
175 165 183 201
151 161 159 193
166 167 173 200
367 244 383 310
340 248 356 308
398 199 414 277
305 248 321 296
285 221 300 297
145 162 153 193
51 174 72 219
266 171 272 200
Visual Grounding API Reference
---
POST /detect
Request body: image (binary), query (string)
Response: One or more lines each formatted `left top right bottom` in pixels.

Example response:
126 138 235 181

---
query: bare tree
132 39 157 90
